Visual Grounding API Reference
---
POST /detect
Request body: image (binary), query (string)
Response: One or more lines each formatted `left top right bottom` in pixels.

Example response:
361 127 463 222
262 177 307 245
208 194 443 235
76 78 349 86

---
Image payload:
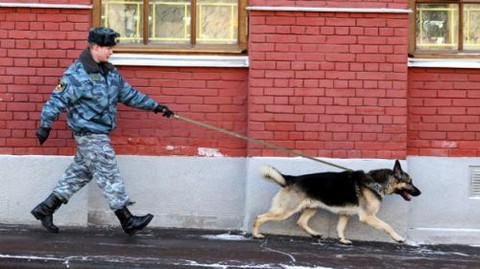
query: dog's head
389 160 421 201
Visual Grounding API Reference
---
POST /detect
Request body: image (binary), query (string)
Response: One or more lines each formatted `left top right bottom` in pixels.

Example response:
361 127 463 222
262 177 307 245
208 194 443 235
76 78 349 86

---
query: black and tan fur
252 160 421 244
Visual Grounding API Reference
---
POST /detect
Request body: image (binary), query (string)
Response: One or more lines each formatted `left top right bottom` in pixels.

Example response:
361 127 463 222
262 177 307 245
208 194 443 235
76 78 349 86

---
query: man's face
91 44 113 63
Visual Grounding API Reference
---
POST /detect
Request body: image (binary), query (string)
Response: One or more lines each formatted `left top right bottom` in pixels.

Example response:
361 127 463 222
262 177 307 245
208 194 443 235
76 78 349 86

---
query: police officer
31 27 174 235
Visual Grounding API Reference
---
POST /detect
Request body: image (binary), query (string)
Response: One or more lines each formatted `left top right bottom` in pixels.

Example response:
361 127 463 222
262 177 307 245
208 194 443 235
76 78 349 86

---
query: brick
0 58 14 66
296 16 325 26
15 40 30 49
6 67 36 76
325 18 355 27
326 35 357 44
265 70 294 78
437 123 467 132
447 132 476 140
356 54 386 63
6 119 36 128
251 43 274 51
422 115 451 123
451 116 479 123
452 99 479 107
438 107 466 115
250 25 276 34
449 149 478 157
266 16 296 25
8 49 37 58
40 49 68 59
419 148 449 156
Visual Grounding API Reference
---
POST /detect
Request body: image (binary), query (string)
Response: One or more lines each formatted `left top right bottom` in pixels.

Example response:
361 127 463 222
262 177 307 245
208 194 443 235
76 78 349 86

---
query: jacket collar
79 48 114 75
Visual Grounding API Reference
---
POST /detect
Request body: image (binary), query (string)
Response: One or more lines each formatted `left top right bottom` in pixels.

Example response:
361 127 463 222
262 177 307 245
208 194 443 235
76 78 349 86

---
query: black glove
36 127 51 145
154 105 174 118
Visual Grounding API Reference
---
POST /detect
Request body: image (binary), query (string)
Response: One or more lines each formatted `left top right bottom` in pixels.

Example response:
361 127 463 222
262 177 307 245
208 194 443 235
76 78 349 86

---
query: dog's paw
252 234 265 239
395 237 406 244
339 238 352 245
310 233 323 239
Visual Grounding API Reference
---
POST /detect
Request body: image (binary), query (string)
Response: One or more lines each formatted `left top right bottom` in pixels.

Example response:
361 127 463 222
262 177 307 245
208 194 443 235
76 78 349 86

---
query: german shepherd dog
252 160 421 244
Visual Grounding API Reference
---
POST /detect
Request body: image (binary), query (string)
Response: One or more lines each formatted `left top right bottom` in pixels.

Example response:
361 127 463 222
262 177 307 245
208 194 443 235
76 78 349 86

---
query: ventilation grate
470 166 480 198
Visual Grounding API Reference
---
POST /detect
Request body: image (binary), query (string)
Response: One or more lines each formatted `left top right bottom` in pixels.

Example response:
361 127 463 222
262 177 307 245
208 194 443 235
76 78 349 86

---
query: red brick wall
112 66 248 157
0 5 90 155
408 68 480 157
248 10 409 159
0 4 248 157
2 1 478 159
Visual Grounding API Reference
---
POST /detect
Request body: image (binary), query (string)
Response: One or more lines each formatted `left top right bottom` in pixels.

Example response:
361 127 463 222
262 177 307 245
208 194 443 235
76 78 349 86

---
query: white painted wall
0 155 87 227
0 155 478 245
407 156 480 245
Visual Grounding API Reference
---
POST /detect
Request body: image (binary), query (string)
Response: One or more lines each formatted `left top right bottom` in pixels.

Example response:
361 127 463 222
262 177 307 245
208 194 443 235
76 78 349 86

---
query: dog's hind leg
297 208 322 238
252 208 301 239
252 190 303 239
336 214 352 245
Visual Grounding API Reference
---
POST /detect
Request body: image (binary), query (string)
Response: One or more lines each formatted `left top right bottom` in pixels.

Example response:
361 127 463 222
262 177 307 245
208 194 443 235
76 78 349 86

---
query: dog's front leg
360 214 405 243
297 208 322 238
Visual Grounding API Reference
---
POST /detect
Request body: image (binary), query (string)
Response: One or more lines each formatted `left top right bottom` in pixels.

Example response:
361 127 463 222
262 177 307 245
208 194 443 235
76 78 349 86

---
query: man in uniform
31 27 174 235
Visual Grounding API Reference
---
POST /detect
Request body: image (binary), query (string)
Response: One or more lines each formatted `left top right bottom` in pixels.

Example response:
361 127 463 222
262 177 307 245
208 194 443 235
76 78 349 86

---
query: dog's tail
259 165 287 187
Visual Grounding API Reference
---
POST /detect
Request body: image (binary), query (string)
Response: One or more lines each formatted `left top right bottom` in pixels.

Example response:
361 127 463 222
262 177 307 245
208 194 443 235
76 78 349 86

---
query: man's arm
117 73 174 117
36 80 75 145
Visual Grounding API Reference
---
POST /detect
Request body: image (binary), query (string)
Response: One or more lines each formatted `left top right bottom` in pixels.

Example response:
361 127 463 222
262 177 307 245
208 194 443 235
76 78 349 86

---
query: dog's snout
411 186 421 196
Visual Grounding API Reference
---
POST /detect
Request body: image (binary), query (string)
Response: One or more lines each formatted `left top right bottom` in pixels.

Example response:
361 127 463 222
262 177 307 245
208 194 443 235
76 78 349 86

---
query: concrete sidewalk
0 224 478 269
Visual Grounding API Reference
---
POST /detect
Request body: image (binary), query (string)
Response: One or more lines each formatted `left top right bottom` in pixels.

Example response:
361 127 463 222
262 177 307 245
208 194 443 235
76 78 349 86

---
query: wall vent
470 166 480 198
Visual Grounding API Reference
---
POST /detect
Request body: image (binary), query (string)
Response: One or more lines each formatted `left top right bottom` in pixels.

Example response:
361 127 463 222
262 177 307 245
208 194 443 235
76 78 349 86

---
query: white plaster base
0 155 478 245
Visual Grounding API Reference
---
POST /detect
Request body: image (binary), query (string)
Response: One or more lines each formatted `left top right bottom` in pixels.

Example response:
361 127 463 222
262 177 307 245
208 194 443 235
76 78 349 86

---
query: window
470 166 480 198
410 0 480 57
92 0 248 54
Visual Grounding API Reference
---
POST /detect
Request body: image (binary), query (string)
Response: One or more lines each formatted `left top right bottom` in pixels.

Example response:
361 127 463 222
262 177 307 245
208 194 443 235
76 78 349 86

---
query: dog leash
173 114 353 171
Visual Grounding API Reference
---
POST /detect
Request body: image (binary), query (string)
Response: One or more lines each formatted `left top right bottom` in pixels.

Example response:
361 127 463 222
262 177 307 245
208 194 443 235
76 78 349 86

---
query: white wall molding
408 58 480 69
110 54 249 68
0 2 92 9
247 6 411 14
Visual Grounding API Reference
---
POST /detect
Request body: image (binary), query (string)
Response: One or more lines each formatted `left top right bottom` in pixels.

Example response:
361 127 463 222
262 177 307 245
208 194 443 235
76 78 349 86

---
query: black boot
114 207 154 236
31 193 64 233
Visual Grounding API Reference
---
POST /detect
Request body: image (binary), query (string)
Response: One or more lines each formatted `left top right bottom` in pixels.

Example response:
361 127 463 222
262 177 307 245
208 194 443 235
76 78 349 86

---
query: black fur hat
88 27 120 47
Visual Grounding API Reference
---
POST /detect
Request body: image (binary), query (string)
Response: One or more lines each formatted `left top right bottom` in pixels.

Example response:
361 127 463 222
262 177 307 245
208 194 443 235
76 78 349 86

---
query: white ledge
110 54 249 68
408 58 480 69
247 6 411 14
0 3 92 9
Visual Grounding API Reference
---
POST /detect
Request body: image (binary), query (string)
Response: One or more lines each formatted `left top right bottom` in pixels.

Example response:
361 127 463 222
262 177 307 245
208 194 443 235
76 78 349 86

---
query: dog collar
361 182 385 199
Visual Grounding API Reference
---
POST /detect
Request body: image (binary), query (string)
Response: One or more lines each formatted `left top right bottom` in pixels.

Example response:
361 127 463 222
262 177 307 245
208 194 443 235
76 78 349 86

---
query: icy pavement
0 224 478 269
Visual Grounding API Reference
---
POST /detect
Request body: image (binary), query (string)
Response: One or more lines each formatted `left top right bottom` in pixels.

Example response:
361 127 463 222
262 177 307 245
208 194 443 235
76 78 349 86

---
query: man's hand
36 127 51 145
154 105 174 118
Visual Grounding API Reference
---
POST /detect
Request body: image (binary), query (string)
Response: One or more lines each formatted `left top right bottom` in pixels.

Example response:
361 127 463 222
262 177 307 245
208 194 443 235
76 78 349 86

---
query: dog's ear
393 160 402 174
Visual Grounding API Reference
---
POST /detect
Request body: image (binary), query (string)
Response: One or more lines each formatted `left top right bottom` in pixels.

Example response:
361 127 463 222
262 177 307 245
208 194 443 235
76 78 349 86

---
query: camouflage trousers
53 134 134 210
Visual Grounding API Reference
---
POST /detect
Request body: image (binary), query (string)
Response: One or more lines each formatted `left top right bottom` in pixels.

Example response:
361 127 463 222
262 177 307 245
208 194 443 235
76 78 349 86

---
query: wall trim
110 54 249 68
247 6 411 14
408 58 480 69
0 2 92 9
